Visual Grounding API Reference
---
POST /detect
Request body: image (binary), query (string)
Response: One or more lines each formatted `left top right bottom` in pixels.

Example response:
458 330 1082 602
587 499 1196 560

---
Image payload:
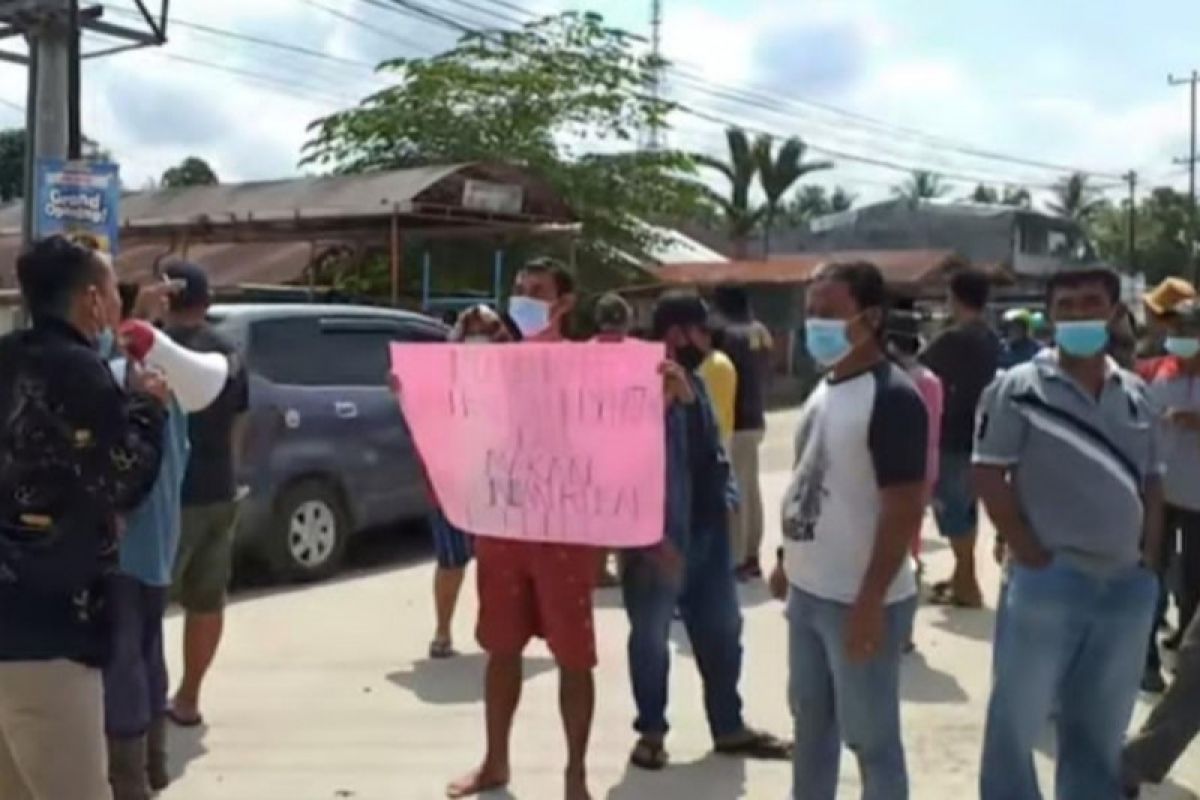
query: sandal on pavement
630 739 669 771
714 729 792 760
165 706 203 728
429 639 459 660
927 582 983 609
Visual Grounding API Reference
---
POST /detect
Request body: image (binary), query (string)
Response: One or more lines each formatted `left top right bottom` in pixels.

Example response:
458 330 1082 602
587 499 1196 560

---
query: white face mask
508 296 551 338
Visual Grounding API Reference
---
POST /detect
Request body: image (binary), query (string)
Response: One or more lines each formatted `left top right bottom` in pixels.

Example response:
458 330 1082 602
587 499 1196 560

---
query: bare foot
446 764 509 798
565 768 591 800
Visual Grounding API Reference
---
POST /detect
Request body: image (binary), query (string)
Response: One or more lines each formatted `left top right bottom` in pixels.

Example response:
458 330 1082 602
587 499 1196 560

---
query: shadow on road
928 604 998 644
901 650 970 705
165 721 209 785
386 653 555 705
605 753 748 800
225 523 434 608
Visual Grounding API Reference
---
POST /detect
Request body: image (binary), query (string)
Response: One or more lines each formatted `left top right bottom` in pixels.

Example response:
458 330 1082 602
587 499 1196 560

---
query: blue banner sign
35 158 121 254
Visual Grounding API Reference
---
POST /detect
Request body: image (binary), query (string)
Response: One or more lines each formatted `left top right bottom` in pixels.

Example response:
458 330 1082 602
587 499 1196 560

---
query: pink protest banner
390 342 666 548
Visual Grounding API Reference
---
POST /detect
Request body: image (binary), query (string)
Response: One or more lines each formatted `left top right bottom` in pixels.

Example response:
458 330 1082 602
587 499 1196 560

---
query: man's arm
973 466 1048 567
63 352 167 513
857 481 927 605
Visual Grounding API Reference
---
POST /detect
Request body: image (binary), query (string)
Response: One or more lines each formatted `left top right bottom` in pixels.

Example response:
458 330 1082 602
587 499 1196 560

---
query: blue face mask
805 318 853 367
1055 320 1109 358
1166 336 1200 359
96 327 117 360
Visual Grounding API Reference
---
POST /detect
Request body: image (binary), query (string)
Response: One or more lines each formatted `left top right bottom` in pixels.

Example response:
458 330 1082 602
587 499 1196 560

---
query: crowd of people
0 232 1197 800
0 237 247 800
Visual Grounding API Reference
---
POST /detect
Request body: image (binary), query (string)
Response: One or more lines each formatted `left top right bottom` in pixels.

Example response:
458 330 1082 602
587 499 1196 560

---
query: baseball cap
163 261 211 311
652 291 709 339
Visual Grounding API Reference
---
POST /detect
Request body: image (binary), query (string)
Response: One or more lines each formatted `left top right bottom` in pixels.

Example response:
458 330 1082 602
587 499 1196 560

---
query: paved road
159 408 1199 800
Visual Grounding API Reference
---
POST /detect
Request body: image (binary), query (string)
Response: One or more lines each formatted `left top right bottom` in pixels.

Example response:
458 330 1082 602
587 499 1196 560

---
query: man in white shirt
770 260 928 800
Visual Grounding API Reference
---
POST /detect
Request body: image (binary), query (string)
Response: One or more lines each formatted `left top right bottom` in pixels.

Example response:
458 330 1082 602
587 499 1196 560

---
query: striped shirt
973 350 1161 576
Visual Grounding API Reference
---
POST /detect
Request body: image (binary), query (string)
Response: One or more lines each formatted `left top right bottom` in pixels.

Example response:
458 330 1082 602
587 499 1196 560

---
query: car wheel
266 480 350 582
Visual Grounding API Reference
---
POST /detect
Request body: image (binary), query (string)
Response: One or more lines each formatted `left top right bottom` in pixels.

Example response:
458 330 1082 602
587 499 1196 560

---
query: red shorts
475 538 599 671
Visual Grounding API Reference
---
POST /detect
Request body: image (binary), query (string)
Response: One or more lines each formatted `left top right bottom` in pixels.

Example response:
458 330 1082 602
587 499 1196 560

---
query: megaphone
119 320 230 413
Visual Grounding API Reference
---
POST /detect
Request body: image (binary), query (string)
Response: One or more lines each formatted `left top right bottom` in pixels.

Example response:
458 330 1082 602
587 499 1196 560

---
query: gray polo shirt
1147 370 1200 512
973 351 1161 576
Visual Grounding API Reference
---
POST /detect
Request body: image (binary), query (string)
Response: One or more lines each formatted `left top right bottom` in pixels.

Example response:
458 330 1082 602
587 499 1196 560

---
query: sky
0 0 1195 208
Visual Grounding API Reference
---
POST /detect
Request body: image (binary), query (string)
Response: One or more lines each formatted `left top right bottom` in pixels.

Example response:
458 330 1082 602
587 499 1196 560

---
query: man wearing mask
162 262 250 728
975 268 1161 799
449 258 598 800
1141 302 1200 692
0 236 167 800
621 292 788 772
770 261 928 799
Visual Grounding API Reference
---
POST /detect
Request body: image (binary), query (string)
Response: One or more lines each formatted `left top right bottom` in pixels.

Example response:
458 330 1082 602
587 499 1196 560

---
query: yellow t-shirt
699 350 738 443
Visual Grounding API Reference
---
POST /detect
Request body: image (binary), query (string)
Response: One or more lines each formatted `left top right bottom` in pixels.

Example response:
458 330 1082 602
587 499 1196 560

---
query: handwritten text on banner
390 342 666 548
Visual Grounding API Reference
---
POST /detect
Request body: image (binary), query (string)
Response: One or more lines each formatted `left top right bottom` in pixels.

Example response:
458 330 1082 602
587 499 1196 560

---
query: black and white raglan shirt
781 360 929 605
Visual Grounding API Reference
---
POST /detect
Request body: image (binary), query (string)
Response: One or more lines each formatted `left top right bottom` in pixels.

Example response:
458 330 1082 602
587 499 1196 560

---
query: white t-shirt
782 360 928 605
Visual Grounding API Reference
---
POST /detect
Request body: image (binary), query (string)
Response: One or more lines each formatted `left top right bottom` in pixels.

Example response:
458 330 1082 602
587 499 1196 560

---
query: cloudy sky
0 0 1194 206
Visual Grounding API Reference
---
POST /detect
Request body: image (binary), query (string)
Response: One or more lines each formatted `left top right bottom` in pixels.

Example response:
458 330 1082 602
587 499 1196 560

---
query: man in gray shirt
973 268 1161 800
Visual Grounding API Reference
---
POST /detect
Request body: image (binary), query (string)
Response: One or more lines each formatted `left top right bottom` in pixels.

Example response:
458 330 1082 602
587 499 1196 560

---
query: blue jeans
621 524 744 740
981 558 1157 800
787 588 917 800
103 575 169 738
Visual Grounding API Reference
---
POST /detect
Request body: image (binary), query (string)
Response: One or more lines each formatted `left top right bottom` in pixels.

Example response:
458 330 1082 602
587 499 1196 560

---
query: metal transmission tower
0 0 168 241
646 0 663 150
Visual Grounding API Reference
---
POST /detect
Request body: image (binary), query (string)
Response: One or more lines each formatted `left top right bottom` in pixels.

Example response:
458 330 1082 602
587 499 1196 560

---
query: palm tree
967 183 999 204
830 186 855 212
1048 172 1103 222
1001 186 1032 209
893 170 949 202
754 134 832 255
694 127 764 258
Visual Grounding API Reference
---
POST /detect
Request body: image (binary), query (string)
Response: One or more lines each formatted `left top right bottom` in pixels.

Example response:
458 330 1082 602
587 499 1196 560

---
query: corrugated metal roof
0 239 321 288
0 162 576 236
655 249 976 287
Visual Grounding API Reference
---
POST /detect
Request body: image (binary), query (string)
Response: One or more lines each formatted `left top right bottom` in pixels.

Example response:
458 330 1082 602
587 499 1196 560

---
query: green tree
303 11 707 272
1001 186 1032 208
1048 172 1103 223
1089 187 1193 283
0 128 23 202
893 169 949 201
694 128 764 258
783 184 856 225
161 156 219 188
753 135 832 255
967 183 999 204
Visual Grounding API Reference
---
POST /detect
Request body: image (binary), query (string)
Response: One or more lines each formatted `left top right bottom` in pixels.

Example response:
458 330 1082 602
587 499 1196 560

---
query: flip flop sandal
630 739 669 771
429 639 459 659
715 730 792 760
165 706 203 728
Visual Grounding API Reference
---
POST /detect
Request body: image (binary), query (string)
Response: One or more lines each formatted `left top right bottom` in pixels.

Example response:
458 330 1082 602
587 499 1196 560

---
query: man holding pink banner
621 293 791 772
392 260 673 800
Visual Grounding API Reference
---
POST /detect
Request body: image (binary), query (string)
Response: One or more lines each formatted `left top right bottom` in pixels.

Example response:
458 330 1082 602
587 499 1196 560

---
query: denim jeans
787 588 917 800
981 558 1157 800
103 575 169 739
621 523 744 740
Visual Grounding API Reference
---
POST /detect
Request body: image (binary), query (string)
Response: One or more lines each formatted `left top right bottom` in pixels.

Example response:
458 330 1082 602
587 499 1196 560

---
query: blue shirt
663 376 734 552
119 400 190 587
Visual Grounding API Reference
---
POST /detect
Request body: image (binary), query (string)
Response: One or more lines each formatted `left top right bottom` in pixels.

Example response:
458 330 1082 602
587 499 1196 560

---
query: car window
248 316 434 387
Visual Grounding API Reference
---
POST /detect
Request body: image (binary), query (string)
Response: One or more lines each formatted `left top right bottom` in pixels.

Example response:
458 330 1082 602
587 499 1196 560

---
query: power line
105 6 380 70
299 0 439 54
454 0 1127 181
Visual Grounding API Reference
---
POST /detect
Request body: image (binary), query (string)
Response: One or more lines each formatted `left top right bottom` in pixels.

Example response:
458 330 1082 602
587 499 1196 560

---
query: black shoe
1164 632 1183 650
1142 666 1167 694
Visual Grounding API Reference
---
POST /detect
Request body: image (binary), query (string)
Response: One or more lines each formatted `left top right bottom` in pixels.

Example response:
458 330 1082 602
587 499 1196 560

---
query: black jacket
0 317 165 666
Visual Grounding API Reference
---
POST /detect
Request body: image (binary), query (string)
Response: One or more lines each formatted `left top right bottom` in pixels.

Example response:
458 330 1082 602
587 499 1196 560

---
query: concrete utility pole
1170 70 1199 281
1126 170 1138 271
0 0 168 242
647 0 663 151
